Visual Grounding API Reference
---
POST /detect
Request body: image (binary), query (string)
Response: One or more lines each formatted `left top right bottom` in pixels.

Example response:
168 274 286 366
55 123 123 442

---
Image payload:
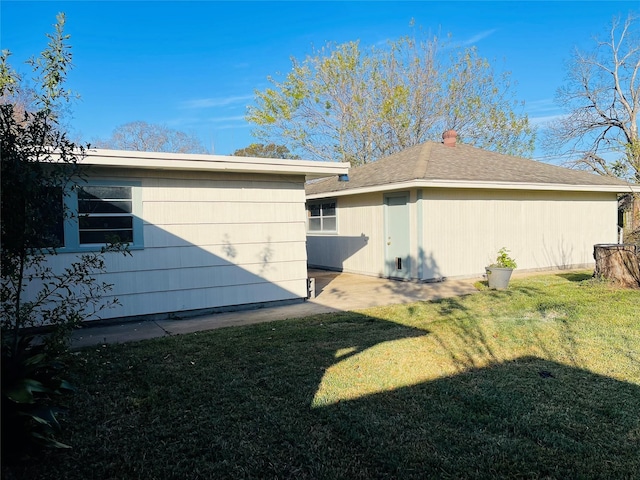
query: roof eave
306 179 639 199
59 148 350 179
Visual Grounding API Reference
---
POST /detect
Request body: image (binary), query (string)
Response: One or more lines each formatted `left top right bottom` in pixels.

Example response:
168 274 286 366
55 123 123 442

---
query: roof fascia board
306 179 640 199
57 149 349 178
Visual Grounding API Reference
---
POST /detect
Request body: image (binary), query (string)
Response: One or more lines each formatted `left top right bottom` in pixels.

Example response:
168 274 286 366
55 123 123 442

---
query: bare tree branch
94 121 208 154
545 13 640 182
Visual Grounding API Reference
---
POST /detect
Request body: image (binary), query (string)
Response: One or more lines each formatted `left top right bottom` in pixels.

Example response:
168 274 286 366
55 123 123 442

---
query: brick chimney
442 130 457 147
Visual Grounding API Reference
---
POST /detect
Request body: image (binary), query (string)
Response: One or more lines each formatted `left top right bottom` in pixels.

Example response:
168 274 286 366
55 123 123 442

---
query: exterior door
384 193 411 279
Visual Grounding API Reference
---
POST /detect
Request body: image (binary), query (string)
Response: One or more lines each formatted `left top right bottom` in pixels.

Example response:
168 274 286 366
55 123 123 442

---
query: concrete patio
71 269 480 349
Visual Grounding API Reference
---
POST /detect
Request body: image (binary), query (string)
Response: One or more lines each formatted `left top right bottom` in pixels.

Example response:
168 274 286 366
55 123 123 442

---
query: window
307 199 337 233
78 186 134 245
58 181 143 251
40 186 65 248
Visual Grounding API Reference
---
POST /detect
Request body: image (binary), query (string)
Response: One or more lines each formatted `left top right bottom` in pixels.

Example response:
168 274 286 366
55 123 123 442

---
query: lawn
7 272 640 479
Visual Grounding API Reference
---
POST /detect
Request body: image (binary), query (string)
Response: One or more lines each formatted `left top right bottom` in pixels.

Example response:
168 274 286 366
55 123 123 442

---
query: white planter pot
485 267 514 290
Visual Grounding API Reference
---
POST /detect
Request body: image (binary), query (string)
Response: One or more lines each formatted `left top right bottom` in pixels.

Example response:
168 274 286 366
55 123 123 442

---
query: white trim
74 149 349 180
306 178 640 199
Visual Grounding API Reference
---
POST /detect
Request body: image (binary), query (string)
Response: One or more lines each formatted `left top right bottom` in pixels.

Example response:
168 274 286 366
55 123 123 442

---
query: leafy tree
545 13 639 182
247 34 534 166
94 120 208 154
232 142 298 159
1 13 127 457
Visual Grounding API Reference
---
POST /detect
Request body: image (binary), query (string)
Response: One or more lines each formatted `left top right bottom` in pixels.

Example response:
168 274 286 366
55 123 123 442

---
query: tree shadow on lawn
15 310 640 480
318 355 640 479
421 284 584 371
22 312 428 478
555 271 594 282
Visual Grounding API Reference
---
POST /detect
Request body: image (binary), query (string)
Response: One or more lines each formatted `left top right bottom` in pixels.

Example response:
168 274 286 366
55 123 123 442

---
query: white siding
421 188 619 279
307 188 619 281
37 170 309 320
307 192 385 276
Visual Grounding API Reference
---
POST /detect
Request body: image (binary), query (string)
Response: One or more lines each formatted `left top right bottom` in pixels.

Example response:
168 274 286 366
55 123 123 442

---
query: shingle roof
305 142 635 195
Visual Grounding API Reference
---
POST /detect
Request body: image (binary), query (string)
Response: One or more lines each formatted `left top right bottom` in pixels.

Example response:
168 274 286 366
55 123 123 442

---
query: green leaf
24 352 47 366
31 432 72 449
5 379 51 403
57 379 76 393
24 405 62 429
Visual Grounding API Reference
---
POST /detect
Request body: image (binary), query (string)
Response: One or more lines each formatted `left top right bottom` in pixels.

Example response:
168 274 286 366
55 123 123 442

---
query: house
38 149 349 321
305 132 640 281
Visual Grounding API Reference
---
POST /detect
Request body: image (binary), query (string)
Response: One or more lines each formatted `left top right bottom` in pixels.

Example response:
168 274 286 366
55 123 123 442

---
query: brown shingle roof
305 142 634 195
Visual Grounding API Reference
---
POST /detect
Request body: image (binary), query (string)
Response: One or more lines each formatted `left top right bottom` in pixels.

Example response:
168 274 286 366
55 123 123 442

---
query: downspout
417 188 424 281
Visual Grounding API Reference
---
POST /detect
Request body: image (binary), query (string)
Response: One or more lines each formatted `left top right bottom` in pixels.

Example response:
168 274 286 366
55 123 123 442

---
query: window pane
44 186 65 247
322 202 336 216
79 199 132 214
323 217 336 231
308 203 321 217
80 229 133 244
79 186 131 200
79 216 133 230
308 218 322 231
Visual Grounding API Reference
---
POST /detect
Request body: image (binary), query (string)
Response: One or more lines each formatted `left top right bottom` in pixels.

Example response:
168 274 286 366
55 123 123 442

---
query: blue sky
1 1 637 159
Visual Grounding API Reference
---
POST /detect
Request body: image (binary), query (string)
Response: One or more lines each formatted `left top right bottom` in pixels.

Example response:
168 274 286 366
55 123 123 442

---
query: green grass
7 272 640 479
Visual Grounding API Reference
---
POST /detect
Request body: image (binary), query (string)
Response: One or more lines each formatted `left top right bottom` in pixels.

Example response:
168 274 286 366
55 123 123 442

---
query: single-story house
305 132 640 281
37 149 348 321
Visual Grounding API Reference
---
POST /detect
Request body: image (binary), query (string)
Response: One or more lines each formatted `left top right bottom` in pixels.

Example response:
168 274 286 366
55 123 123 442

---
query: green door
384 193 411 279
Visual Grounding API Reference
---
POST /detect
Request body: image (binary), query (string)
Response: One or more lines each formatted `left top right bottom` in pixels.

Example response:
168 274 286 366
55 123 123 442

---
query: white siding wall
39 170 309 320
421 188 619 279
307 188 619 281
307 192 385 276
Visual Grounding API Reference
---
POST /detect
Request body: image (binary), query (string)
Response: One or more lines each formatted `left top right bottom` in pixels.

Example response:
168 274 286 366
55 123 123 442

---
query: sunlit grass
7 271 640 479
389 274 636 371
311 273 639 408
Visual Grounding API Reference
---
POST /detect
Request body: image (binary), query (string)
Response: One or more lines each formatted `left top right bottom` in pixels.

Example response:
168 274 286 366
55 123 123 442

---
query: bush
1 13 129 459
1 335 75 459
490 247 518 269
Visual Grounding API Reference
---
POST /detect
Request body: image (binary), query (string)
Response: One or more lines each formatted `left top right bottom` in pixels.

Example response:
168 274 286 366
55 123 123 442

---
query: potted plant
485 248 517 289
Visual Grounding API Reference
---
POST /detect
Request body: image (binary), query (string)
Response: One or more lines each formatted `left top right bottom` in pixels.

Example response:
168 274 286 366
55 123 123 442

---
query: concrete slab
71 270 479 349
309 270 478 310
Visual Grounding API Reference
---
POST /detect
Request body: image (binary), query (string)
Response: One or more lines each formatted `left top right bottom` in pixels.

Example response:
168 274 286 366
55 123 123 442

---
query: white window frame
307 198 337 234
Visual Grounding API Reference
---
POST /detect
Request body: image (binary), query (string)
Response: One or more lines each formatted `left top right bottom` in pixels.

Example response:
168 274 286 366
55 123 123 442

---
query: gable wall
39 169 309 320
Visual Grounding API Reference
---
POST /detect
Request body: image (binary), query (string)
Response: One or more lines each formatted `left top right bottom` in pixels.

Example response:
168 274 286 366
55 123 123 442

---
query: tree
593 244 640 288
232 142 298 159
246 34 534 166
0 80 35 126
1 13 127 456
94 120 208 154
545 14 639 183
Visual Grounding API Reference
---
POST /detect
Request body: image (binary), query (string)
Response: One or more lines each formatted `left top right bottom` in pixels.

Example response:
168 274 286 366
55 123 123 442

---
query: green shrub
1 335 75 460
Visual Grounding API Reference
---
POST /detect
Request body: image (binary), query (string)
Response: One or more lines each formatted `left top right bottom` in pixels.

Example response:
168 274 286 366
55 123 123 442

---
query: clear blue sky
1 1 637 159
